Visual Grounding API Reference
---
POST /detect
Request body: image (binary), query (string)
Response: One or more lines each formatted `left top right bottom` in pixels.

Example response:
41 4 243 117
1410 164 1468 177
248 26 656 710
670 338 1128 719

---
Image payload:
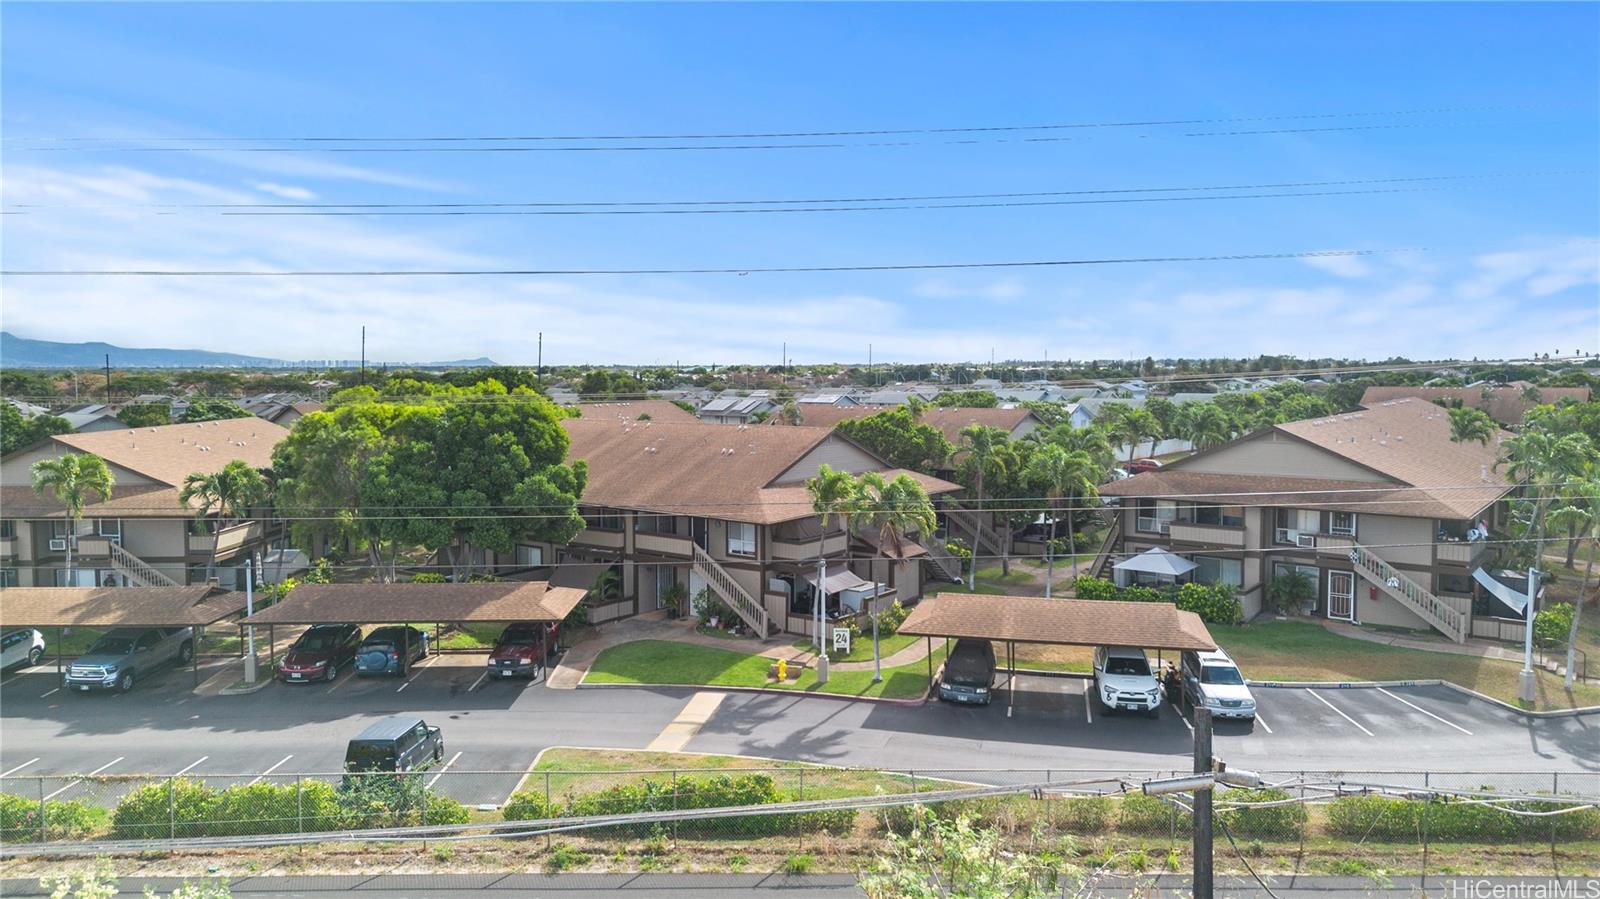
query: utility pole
1518 565 1538 702
1193 708 1214 899
104 355 112 404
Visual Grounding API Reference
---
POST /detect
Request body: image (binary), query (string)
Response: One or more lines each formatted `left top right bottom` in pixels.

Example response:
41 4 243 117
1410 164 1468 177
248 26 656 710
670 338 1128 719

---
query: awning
855 531 930 561
1472 568 1541 616
241 580 587 626
899 592 1216 651
799 564 875 594
1113 547 1198 578
0 586 245 628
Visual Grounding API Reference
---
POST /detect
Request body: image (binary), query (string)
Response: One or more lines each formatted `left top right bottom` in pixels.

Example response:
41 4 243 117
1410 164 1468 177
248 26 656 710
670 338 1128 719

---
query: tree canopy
180 399 253 423
834 407 952 474
1 404 72 456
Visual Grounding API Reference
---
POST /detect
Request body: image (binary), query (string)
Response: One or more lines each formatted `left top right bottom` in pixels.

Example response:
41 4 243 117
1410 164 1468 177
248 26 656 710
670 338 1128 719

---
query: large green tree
834 407 952 473
180 399 253 423
1 405 72 455
118 403 173 428
953 424 1008 589
1497 426 1597 570
30 453 115 583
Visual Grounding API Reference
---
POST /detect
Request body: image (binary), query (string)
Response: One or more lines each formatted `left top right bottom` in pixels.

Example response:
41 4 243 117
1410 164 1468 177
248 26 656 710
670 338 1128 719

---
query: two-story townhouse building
1095 398 1515 643
0 418 289 589
510 419 962 637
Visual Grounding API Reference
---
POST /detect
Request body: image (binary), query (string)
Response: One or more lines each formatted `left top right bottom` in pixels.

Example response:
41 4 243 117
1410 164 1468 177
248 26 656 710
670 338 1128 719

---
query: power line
2 105 1506 143
0 247 1407 277
9 172 1554 210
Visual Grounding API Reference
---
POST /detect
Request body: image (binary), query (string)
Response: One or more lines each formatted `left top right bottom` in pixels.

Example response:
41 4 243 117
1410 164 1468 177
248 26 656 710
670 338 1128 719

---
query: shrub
1116 793 1187 836
547 842 587 871
1533 602 1574 649
1072 576 1118 600
1215 788 1303 839
0 793 107 843
1176 582 1244 626
113 778 216 840
782 853 816 874
335 773 456 829
560 773 842 838
1052 796 1112 834
945 540 972 574
1325 795 1420 840
210 782 306 836
503 791 560 821
411 572 447 584
423 793 471 826
877 599 910 636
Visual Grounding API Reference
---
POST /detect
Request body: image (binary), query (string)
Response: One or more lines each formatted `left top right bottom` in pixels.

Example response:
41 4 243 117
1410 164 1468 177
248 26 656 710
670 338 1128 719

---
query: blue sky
2 2 1596 366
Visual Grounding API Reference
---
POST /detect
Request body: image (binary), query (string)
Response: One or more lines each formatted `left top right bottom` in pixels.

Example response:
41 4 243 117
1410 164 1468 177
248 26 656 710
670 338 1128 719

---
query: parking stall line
44 757 122 801
427 751 463 789
1253 713 1273 734
249 755 295 785
173 756 209 777
40 688 59 698
1178 711 1194 733
397 655 441 693
1 759 40 778
467 671 489 693
1375 687 1473 735
1306 690 1374 736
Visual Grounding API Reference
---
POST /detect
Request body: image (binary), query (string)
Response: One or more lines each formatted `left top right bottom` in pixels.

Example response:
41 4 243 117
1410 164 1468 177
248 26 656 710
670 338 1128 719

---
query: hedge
110 776 463 839
0 792 107 843
509 773 853 837
1326 794 1600 842
1215 788 1305 839
1069 577 1242 625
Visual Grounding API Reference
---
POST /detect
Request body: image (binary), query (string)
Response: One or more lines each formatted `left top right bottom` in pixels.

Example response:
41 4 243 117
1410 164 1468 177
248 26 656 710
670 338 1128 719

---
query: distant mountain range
0 332 495 369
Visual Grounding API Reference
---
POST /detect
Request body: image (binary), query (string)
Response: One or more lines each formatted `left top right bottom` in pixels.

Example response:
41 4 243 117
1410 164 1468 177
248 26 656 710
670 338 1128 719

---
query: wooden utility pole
104 354 113 403
1193 707 1214 899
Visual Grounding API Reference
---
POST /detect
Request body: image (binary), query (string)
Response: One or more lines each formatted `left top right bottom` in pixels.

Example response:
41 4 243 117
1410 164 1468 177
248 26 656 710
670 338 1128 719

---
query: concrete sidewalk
1321 619 1524 661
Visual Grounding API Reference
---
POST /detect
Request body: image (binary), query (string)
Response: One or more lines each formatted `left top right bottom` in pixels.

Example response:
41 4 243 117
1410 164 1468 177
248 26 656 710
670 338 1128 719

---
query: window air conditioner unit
48 538 68 552
1296 533 1317 548
1274 528 1294 544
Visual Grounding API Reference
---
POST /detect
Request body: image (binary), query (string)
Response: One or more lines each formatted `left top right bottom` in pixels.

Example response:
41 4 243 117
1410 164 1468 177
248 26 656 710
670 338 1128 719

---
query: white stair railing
106 541 181 588
691 543 770 638
1345 542 1466 643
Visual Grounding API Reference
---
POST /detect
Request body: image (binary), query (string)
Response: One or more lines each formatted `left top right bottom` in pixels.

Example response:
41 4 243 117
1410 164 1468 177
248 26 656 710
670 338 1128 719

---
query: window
0 570 16 587
1274 509 1321 543
1136 499 1178 534
1435 572 1473 596
0 520 14 539
727 521 756 556
97 518 121 538
583 507 624 531
1192 556 1243 587
634 515 678 536
1328 511 1356 536
516 544 543 567
1189 505 1244 527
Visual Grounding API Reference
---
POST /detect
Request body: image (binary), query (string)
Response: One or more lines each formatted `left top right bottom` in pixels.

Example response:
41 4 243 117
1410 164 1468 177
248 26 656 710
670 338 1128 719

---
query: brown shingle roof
1359 385 1590 426
774 405 1038 444
1097 470 1469 517
241 581 586 625
47 418 289 487
563 419 960 524
0 586 244 627
898 592 1215 650
0 485 187 519
575 400 701 424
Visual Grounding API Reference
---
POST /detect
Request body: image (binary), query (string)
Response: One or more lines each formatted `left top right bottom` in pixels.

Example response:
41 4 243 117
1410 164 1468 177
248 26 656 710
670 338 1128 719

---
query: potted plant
661 582 688 619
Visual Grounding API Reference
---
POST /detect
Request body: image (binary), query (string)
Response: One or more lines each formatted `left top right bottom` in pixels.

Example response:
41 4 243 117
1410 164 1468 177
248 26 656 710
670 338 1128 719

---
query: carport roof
0 586 244 628
239 580 587 626
898 593 1216 651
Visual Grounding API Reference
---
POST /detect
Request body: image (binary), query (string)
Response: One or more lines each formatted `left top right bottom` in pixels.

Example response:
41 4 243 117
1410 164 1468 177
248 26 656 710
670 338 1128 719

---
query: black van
937 639 996 705
343 716 445 773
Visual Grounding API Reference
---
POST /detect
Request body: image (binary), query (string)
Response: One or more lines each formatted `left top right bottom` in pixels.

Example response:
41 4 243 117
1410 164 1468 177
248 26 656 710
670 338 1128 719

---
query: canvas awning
1113 547 1198 578
1472 568 1541 616
799 564 875 594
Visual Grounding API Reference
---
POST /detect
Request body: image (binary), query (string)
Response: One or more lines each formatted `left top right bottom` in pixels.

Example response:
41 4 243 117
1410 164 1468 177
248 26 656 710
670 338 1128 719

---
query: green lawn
1213 620 1600 710
524 748 939 800
792 631 919 663
585 639 946 700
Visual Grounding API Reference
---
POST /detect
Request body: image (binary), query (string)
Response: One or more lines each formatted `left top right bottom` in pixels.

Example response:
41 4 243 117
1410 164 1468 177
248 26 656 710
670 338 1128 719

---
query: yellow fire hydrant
776 658 788 681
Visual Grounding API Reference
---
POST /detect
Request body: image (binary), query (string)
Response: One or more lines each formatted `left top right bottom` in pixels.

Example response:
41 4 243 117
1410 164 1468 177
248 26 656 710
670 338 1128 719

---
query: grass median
583 639 947 700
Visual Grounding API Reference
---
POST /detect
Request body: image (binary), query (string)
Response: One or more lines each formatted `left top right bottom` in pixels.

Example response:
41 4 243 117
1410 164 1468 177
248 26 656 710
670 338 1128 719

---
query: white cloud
248 181 317 201
1300 253 1373 279
911 277 1026 301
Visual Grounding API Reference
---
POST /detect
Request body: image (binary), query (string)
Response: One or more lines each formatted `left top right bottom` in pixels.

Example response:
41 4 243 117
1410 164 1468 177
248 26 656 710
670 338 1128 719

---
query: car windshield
344 742 395 772
1105 656 1150 677
500 631 539 645
1200 665 1244 685
944 644 992 685
297 631 342 651
89 637 136 655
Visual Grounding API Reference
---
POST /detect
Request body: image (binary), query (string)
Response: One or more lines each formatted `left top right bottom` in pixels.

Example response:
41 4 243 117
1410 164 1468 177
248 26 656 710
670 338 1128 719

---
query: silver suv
1180 648 1256 720
66 627 193 693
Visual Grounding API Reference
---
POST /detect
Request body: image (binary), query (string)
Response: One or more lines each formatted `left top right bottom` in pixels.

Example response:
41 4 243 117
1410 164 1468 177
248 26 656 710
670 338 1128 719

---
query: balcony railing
634 531 692 556
187 521 263 558
1437 540 1488 565
1166 522 1245 547
573 529 625 549
770 532 848 561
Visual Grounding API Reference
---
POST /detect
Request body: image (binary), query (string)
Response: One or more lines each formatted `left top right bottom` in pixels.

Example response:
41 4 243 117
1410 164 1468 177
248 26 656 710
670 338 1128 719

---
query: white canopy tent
1113 547 1198 587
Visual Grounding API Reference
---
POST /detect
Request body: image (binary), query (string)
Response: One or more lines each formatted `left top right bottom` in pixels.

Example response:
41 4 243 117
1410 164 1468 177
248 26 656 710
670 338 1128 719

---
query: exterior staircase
922 538 963 583
947 505 1004 563
1344 541 1467 643
1089 512 1124 580
690 543 772 639
77 538 182 587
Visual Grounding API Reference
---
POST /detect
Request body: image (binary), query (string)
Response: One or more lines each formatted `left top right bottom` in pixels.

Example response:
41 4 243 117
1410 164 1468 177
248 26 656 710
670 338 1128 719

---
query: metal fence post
37 777 46 843
168 776 176 840
1551 772 1559 876
797 768 806 849
296 777 304 834
671 770 678 849
1420 793 1430 887
544 771 553 851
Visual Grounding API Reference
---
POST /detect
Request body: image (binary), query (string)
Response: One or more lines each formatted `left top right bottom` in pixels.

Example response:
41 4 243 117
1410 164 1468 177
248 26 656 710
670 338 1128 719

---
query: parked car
66 627 193 693
1092 645 1162 718
354 626 429 677
1180 648 1256 720
343 716 444 774
937 638 996 705
276 624 363 684
1127 459 1164 475
486 622 555 680
1 629 46 671
1105 467 1133 482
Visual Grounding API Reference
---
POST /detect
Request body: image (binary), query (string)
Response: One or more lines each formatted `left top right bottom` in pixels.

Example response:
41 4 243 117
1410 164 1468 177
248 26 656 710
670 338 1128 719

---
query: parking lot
3 660 1596 809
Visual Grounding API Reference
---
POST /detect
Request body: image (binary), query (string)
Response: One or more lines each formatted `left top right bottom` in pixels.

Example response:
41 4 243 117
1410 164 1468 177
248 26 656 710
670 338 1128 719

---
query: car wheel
434 743 443 762
325 664 338 683
178 641 194 664
117 671 134 693
1146 707 1158 720
27 647 43 667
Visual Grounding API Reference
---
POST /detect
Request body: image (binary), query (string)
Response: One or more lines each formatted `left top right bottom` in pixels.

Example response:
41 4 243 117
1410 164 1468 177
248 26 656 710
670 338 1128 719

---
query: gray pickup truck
66 627 194 693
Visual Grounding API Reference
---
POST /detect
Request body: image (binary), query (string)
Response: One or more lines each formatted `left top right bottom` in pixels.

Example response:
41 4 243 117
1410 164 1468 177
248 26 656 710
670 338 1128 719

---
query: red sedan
276 624 362 684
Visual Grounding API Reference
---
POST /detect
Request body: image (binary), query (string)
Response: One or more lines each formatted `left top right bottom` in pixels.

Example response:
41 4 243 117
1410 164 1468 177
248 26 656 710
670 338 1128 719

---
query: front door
690 517 709 551
1327 571 1355 622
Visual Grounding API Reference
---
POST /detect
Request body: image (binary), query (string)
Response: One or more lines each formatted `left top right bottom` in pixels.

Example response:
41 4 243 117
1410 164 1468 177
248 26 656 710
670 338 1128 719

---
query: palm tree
1034 424 1116 479
1183 404 1235 451
179 459 269 582
1448 406 1497 446
851 472 938 682
1024 445 1098 598
1115 407 1161 463
1497 428 1597 565
954 425 1008 590
30 453 115 585
1551 475 1600 689
805 464 860 665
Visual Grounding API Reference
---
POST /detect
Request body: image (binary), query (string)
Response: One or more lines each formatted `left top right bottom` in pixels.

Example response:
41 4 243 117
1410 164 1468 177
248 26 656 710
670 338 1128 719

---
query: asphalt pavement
2 656 1596 809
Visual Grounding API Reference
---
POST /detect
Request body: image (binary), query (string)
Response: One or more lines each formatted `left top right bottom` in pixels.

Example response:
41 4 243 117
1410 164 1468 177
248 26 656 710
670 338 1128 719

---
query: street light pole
244 558 257 685
1518 565 1538 702
815 557 829 685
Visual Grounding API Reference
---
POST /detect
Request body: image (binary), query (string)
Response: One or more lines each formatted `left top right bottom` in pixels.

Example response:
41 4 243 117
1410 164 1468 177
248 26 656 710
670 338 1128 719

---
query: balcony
1437 540 1488 566
187 522 263 558
771 532 848 561
1166 523 1245 547
634 531 693 557
573 528 625 549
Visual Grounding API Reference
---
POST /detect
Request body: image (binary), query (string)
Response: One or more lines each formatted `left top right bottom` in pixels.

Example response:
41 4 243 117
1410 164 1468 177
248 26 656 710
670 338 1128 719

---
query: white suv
1093 645 1163 718
1 629 46 671
1181 648 1256 720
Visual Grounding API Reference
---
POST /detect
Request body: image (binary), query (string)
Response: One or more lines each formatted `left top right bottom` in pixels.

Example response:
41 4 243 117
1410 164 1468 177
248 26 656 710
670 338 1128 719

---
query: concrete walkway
1320 619 1524 662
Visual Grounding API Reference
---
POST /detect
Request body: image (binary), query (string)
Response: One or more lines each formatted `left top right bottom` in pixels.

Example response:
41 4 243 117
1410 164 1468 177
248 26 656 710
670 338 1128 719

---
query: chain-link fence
3 768 1597 877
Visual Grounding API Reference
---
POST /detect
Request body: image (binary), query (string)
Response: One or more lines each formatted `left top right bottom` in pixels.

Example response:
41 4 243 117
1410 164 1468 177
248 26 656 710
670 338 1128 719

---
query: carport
239 579 589 677
898 592 1217 714
0 585 247 686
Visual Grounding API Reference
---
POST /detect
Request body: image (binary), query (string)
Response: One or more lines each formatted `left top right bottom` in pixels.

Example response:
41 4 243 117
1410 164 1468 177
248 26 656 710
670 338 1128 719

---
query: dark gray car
65 627 193 693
